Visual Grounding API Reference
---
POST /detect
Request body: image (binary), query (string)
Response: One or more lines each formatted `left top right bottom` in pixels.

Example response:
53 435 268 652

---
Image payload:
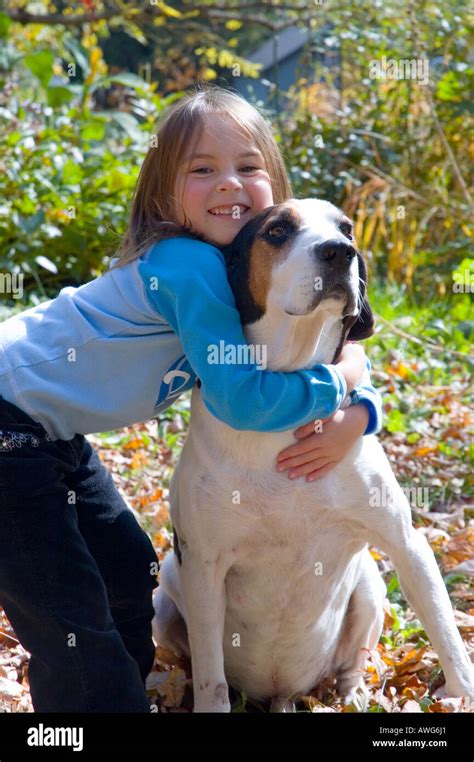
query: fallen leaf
401 698 423 712
441 527 474 571
0 677 24 698
155 665 190 708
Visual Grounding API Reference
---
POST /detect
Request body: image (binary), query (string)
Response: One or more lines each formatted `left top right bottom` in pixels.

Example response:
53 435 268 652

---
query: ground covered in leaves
1 300 472 713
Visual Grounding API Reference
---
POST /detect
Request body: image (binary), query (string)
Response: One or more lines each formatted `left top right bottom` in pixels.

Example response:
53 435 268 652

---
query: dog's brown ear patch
248 239 286 312
248 204 302 312
221 206 275 324
222 203 300 324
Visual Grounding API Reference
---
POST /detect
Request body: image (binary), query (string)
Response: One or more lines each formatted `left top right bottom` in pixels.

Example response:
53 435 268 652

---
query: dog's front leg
369 489 474 700
181 550 230 712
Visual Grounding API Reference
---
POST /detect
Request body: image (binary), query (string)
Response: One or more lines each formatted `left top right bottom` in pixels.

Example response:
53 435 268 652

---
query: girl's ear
346 252 375 341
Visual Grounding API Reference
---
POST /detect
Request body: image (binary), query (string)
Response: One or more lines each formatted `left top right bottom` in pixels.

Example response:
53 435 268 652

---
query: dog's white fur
153 199 474 712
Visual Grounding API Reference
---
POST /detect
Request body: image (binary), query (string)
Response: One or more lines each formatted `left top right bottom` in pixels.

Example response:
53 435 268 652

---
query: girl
0 84 381 713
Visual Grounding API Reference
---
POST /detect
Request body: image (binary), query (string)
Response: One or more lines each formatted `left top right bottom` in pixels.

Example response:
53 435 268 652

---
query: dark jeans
0 395 159 712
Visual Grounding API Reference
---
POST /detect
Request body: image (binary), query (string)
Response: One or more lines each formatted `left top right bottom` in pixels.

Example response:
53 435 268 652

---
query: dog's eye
339 221 353 240
268 225 287 237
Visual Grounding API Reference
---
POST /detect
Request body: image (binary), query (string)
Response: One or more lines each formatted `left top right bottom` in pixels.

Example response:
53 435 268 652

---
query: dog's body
153 200 474 711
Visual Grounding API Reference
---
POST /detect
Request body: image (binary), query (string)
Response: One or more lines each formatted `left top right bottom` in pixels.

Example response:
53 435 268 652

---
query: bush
0 25 180 301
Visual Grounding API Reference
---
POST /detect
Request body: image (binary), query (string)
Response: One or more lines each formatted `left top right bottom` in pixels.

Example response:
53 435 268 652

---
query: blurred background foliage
0 1 472 403
0 1 472 303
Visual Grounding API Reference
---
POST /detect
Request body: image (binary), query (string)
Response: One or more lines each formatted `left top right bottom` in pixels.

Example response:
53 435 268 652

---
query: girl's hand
276 403 369 482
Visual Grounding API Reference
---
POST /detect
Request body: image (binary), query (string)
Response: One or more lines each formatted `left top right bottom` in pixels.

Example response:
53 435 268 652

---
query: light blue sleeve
138 237 348 432
349 358 383 435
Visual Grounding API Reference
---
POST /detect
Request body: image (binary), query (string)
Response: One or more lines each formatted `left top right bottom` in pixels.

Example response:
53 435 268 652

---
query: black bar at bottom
0 712 472 757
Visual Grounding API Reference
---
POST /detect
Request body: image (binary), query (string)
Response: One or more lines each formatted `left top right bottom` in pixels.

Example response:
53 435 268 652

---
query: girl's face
174 117 274 246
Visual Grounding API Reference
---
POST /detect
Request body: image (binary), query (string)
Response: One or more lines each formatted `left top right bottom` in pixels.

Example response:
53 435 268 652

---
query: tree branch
376 315 470 361
6 3 317 33
7 8 118 25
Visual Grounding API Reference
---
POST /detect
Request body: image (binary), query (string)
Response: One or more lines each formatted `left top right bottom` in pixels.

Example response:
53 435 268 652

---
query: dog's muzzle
311 239 358 315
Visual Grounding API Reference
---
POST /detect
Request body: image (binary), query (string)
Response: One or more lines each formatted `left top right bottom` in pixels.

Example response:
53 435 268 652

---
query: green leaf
456 320 473 339
63 37 90 77
46 85 76 108
23 51 54 88
231 690 248 713
107 111 142 142
436 71 462 102
109 72 149 89
6 131 22 147
386 574 400 598
19 211 45 234
419 697 433 712
18 197 37 215
90 72 149 94
80 120 106 141
61 228 88 252
0 12 11 39
386 408 406 433
106 168 133 192
62 159 83 185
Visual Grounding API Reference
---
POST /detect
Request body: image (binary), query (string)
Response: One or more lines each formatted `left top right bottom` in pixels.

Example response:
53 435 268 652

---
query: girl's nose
216 173 243 191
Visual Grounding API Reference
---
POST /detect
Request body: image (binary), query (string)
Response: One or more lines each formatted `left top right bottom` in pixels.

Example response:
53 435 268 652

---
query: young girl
0 84 381 713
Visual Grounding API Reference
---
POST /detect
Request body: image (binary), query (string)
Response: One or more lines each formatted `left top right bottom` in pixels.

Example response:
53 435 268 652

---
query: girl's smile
207 204 251 226
208 204 250 216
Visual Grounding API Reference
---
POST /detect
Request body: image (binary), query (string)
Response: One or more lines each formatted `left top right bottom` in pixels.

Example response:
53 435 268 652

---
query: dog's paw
338 678 370 710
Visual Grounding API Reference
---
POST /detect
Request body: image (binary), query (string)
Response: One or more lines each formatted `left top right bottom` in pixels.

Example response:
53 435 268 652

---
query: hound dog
152 199 474 712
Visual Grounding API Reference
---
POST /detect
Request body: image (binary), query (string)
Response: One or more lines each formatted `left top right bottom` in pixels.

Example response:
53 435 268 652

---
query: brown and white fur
152 199 474 712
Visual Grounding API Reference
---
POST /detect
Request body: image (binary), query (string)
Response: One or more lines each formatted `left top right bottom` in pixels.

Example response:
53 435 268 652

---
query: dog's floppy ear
332 252 375 363
346 252 375 341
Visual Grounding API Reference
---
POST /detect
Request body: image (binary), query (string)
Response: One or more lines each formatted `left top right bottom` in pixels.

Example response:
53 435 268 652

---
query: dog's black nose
313 240 356 264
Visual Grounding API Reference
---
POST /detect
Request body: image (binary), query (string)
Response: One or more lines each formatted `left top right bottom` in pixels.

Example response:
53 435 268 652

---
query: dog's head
221 199 374 363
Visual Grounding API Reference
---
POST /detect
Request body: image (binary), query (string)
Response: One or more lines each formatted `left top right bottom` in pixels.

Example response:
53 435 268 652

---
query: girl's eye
191 165 261 174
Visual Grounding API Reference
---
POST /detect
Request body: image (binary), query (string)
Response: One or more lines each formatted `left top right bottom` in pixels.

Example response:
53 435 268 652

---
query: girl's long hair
108 83 292 271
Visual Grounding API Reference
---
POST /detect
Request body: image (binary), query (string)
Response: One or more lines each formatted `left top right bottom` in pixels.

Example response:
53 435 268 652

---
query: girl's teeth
209 207 248 215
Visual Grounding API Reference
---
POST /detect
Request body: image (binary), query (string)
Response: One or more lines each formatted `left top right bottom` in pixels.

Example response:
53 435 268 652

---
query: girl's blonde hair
108 83 292 271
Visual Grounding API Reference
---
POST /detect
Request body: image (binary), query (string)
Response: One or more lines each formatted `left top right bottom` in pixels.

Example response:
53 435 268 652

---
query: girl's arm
138 237 360 432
